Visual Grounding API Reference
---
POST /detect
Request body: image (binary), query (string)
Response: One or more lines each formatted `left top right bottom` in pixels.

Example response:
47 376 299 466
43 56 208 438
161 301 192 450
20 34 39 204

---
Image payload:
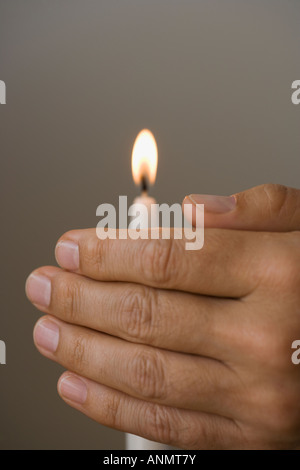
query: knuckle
144 404 227 449
119 286 157 344
141 239 179 286
69 333 89 370
55 275 82 321
131 349 166 400
145 404 178 445
262 184 289 216
101 393 122 429
261 233 300 295
83 236 108 274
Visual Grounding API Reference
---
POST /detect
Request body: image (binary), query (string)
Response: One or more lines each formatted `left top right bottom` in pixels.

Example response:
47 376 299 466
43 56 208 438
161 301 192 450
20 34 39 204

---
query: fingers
54 228 268 298
57 372 241 449
26 266 242 359
182 184 300 231
33 315 236 417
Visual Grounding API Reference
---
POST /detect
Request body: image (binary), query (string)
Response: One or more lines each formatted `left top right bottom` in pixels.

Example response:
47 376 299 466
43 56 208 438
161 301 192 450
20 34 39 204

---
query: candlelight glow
131 129 158 186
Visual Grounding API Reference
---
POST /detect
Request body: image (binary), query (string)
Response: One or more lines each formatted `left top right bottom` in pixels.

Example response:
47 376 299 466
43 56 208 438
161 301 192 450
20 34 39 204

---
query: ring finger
33 315 237 418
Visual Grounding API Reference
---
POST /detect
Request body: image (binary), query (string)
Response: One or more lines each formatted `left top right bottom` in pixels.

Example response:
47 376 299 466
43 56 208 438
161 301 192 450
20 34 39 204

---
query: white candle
129 193 157 228
127 195 169 450
126 432 170 450
125 130 170 450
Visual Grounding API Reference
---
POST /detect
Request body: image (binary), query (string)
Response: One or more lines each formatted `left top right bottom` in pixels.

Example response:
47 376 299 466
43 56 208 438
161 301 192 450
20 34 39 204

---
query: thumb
182 184 300 232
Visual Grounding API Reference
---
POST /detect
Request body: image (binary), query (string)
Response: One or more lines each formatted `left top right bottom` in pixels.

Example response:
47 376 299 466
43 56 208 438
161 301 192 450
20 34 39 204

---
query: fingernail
55 240 79 271
26 274 51 307
34 319 59 353
188 194 236 213
59 374 87 404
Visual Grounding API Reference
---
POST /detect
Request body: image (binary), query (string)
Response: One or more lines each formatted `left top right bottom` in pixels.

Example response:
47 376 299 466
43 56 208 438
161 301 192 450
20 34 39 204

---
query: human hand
25 184 300 449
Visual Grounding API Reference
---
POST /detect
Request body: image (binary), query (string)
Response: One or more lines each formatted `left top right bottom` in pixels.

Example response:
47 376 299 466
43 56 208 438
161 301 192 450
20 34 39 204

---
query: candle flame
131 129 158 186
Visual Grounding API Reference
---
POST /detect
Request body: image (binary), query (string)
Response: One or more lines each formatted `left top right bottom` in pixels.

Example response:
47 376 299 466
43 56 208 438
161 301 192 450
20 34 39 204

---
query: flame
131 129 158 186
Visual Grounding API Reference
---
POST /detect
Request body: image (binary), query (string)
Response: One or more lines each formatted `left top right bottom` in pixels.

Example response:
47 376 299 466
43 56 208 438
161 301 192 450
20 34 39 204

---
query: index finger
55 228 269 298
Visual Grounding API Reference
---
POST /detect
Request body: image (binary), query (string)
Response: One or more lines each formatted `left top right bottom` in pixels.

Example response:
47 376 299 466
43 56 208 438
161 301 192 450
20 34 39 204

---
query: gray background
0 0 299 449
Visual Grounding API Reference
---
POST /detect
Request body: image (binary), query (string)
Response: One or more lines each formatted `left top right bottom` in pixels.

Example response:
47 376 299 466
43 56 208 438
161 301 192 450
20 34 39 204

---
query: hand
25 184 300 449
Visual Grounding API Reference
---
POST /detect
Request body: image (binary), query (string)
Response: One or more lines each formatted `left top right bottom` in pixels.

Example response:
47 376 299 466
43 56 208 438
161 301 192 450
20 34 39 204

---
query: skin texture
25 183 300 449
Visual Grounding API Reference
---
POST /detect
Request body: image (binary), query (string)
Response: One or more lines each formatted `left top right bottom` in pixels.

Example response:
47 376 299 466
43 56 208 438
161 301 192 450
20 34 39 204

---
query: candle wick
140 175 149 195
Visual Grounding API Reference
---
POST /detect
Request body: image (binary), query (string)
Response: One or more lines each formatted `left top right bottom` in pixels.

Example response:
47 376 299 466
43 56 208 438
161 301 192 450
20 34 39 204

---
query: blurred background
0 0 299 449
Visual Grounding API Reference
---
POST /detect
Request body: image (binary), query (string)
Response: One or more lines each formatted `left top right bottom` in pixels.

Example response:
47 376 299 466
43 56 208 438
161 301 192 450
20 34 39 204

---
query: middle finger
26 266 243 360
